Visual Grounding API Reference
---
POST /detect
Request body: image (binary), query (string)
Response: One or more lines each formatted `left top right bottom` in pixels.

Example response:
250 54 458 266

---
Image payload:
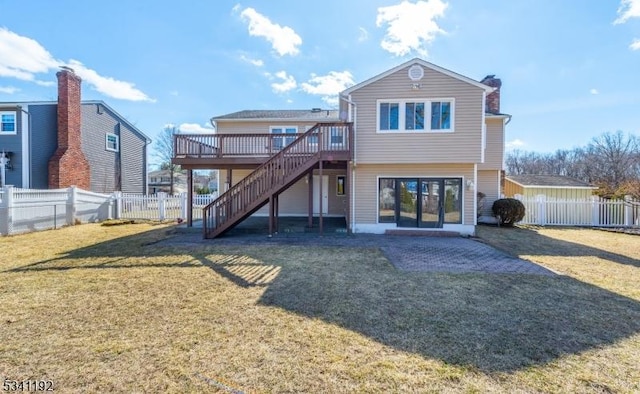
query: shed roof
506 175 596 189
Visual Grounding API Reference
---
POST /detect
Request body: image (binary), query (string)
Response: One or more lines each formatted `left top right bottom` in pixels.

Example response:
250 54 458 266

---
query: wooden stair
202 122 352 238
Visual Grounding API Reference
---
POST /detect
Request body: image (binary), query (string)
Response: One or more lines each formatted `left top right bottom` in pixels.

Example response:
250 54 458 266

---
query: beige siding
350 65 485 164
522 187 595 200
504 179 596 199
504 179 523 197
354 163 475 225
478 170 500 216
216 120 317 134
478 118 505 170
220 168 346 216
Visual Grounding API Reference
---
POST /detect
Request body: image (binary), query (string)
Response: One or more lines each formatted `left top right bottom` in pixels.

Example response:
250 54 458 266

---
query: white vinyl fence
113 192 217 221
0 185 218 236
0 186 114 235
515 195 640 227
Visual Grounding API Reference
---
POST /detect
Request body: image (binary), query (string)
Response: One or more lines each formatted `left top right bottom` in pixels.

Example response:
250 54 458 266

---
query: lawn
0 223 638 393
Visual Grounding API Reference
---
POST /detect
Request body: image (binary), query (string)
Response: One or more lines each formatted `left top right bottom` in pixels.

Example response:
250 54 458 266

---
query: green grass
0 223 638 393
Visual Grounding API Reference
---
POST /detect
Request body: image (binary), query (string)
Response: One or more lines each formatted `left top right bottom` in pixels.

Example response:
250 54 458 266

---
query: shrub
492 198 525 227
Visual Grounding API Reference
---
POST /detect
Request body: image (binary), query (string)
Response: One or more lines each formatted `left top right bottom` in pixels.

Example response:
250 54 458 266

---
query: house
0 67 151 194
173 58 510 238
504 175 597 199
148 169 188 195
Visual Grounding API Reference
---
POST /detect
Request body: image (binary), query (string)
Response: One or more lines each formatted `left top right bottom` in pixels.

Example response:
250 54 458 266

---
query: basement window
106 133 119 152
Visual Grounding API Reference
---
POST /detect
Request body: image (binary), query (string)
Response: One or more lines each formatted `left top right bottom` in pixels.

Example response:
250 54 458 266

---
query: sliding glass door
379 177 462 228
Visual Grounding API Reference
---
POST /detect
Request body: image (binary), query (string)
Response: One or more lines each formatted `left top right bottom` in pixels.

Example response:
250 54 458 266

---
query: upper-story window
106 133 119 152
377 99 454 133
270 126 297 150
1 112 16 134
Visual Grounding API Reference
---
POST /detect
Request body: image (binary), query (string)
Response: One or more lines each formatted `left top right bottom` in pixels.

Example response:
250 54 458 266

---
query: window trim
106 133 119 152
376 98 455 134
0 111 17 135
336 175 346 196
270 125 298 150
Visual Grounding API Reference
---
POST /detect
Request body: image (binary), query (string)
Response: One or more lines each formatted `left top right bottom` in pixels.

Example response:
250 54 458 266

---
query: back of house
173 58 510 237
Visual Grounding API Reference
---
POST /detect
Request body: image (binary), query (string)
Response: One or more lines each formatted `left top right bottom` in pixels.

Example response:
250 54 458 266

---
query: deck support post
274 193 279 234
187 169 193 227
226 169 233 191
307 171 313 228
319 159 323 236
268 195 274 236
346 162 351 234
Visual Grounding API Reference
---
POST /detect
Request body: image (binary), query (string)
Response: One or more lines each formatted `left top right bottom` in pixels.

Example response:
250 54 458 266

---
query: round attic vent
408 64 424 81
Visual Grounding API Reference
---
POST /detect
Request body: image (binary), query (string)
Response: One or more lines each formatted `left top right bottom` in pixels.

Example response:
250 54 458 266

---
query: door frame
394 177 445 228
313 175 329 214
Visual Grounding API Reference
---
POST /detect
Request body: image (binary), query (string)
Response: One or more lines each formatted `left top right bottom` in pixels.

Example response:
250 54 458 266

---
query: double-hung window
379 103 399 131
271 126 297 150
377 99 454 132
1 112 16 134
106 133 119 152
431 101 451 130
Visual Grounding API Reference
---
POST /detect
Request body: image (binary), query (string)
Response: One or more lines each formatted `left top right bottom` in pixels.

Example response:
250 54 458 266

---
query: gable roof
212 109 339 122
0 100 151 143
506 175 597 189
341 58 495 96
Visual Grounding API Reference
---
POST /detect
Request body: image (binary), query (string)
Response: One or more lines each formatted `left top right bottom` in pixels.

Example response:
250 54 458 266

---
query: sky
1 0 639 167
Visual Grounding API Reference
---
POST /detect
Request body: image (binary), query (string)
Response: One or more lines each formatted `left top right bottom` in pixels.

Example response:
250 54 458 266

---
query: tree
504 131 640 198
154 124 182 195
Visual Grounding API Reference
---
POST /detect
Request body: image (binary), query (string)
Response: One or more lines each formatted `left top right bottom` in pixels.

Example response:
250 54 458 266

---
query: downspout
340 93 357 232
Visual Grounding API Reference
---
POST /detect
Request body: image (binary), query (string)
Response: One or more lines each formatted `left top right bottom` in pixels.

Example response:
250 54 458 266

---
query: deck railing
202 122 352 238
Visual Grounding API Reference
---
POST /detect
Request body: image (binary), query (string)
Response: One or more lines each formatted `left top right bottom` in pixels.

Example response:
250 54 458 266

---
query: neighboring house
148 169 188 194
0 67 150 193
505 175 597 199
173 58 510 237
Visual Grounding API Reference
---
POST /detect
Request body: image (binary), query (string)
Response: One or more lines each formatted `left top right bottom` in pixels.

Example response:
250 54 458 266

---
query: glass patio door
397 179 418 227
420 179 444 228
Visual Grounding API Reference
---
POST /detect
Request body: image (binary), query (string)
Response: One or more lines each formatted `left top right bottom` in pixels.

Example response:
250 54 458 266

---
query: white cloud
269 70 297 93
68 60 155 102
358 27 369 42
376 0 448 57
631 38 640 50
0 27 60 81
590 88 599 95
0 86 19 94
0 27 153 102
301 71 355 106
615 0 640 24
178 122 215 133
240 7 302 56
506 139 525 150
240 54 264 67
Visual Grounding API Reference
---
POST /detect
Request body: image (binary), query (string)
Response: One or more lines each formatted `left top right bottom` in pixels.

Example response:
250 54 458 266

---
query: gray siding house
0 68 150 193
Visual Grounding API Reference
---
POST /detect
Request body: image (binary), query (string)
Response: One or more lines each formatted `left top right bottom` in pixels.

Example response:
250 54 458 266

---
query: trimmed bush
492 198 525 227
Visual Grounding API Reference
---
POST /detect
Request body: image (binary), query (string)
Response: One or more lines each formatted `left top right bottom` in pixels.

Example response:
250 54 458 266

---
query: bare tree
154 124 181 195
505 131 640 198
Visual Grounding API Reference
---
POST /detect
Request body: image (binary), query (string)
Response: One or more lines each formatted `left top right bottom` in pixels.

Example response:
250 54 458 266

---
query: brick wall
48 68 91 189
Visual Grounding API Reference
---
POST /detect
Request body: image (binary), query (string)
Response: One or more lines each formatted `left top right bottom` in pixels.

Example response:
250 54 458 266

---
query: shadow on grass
6 226 640 373
476 225 640 268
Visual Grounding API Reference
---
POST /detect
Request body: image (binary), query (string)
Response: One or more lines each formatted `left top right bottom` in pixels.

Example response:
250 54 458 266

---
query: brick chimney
48 67 91 189
481 75 501 114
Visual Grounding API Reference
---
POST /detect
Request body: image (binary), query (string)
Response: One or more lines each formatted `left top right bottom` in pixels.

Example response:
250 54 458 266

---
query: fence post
114 191 122 219
536 195 546 225
1 185 14 235
624 195 632 227
180 192 188 220
591 196 599 226
158 192 166 221
67 186 77 226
